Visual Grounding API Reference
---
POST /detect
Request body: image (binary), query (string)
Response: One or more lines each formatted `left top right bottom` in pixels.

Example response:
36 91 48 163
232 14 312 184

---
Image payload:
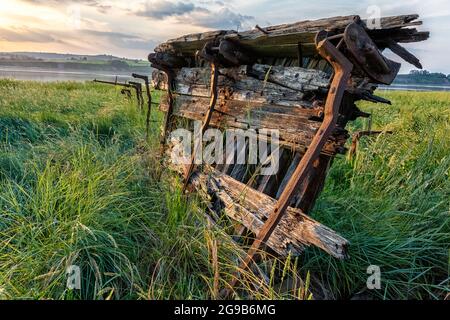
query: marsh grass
304 91 449 299
0 81 448 300
0 80 307 300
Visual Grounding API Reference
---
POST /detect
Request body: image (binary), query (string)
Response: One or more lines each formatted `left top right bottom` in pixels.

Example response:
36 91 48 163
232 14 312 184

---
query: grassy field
0 80 448 300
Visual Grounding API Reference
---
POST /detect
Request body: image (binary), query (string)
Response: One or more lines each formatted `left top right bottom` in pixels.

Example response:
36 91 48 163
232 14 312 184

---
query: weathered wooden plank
159 94 346 156
161 94 318 133
251 142 275 192
159 94 333 152
248 64 330 91
226 14 422 42
220 136 236 175
190 168 349 259
153 65 330 107
156 15 416 48
385 38 423 69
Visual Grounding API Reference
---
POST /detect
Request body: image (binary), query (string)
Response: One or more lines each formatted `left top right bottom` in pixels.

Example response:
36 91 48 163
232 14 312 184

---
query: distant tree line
395 70 450 85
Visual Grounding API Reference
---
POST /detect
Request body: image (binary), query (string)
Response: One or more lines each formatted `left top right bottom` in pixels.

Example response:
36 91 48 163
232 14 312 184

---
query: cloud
136 0 199 19
0 25 155 51
83 30 157 50
184 7 254 29
135 0 254 29
21 0 101 6
19 0 112 13
0 27 65 43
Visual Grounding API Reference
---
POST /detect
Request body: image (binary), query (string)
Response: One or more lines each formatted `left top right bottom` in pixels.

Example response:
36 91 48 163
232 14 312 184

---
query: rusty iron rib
223 35 353 297
182 63 220 193
159 72 175 156
132 73 153 138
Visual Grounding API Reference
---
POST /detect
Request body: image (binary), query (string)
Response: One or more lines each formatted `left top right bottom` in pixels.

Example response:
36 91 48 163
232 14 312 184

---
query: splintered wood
149 14 429 263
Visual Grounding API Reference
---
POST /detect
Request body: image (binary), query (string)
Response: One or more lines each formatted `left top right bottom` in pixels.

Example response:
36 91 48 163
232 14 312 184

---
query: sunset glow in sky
0 0 449 72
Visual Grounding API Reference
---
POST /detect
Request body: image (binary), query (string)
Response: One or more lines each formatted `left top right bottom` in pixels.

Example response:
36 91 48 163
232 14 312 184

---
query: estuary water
0 66 135 83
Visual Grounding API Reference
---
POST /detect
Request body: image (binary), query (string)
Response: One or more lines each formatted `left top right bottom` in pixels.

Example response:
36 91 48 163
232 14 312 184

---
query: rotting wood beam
385 38 423 69
153 65 331 104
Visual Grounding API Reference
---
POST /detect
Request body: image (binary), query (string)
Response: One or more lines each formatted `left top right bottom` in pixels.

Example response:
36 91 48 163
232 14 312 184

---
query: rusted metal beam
128 81 144 111
148 53 177 156
182 41 221 192
344 19 399 85
93 79 132 87
159 77 174 155
93 79 144 111
222 32 353 297
132 73 153 138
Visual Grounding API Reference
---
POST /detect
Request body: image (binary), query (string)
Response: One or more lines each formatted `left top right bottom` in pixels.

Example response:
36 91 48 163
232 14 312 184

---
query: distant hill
0 52 143 63
0 52 151 73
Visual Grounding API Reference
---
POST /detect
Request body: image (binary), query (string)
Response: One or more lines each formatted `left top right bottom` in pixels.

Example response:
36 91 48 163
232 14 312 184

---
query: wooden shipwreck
148 14 429 290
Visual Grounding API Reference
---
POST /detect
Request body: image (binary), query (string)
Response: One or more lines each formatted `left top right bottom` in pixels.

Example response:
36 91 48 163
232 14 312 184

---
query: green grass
305 91 450 299
0 79 307 300
0 80 448 300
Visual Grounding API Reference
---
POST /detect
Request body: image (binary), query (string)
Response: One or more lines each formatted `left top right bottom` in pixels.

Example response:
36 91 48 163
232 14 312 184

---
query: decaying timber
149 14 429 294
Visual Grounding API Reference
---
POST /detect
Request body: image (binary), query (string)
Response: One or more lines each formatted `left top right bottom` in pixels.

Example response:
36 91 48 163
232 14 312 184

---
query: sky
0 0 449 73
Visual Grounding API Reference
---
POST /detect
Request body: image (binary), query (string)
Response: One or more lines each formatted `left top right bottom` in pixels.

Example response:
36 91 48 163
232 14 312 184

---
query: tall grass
0 80 306 300
304 91 449 299
0 80 448 300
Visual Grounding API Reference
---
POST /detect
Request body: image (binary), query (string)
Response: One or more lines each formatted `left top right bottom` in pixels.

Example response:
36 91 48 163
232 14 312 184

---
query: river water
379 84 450 92
0 66 136 83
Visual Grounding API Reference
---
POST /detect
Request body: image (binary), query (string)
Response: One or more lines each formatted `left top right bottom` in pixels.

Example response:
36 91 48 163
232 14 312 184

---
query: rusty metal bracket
222 31 353 298
128 81 144 111
159 75 175 156
182 41 221 193
121 88 132 99
218 39 254 66
93 79 131 87
344 19 400 85
93 79 143 110
132 73 153 138
148 53 177 155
